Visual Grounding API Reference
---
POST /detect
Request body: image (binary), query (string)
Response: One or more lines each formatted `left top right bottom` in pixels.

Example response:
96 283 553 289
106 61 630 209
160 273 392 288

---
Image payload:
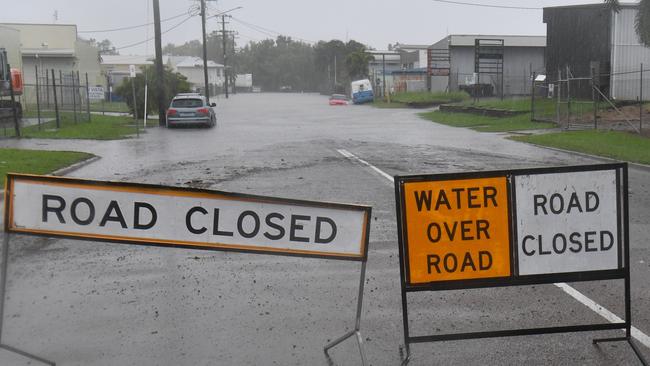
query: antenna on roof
53 10 58 24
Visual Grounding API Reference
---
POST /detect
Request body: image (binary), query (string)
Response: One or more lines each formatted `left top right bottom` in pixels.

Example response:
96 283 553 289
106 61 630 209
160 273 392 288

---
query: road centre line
336 148 650 349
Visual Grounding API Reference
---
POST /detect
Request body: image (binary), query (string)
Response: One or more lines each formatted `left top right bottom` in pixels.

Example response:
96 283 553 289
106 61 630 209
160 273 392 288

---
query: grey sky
2 0 613 55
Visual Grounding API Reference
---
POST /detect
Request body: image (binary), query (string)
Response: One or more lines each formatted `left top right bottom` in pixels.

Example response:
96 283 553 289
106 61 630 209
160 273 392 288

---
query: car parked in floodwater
166 94 216 128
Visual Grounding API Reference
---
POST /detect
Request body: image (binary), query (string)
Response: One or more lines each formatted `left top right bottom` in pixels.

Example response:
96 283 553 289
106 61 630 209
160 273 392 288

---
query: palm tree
605 0 650 46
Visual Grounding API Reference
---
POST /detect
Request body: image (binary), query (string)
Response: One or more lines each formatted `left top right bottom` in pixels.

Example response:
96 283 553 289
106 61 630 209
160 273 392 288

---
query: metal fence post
35 65 42 130
8 65 20 137
639 62 643 135
85 73 90 122
51 69 60 128
592 68 598 129
45 69 50 108
531 72 536 122
58 70 63 112
72 72 78 124
557 69 561 127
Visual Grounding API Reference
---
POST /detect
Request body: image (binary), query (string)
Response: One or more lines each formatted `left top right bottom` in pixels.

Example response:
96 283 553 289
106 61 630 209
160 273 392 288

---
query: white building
428 34 546 96
171 57 224 94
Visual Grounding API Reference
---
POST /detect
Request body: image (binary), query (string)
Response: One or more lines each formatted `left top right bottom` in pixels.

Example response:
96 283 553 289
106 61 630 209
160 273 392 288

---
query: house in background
428 34 545 96
544 3 650 100
169 56 224 95
100 54 152 99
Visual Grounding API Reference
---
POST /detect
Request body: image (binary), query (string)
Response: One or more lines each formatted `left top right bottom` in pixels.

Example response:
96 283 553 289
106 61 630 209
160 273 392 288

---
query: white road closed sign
5 175 370 260
514 169 620 275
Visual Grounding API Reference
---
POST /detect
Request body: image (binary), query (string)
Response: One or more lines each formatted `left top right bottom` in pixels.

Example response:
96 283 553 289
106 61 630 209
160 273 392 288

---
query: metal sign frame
394 163 647 365
2 174 372 365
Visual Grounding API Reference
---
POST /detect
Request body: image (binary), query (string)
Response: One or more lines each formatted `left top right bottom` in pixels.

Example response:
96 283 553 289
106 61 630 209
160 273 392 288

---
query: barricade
394 163 647 365
3 174 372 365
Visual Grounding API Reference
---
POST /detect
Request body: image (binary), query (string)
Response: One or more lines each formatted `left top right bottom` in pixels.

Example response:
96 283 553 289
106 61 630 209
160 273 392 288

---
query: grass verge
0 148 94 178
8 113 140 140
511 130 650 165
420 111 555 132
391 91 470 105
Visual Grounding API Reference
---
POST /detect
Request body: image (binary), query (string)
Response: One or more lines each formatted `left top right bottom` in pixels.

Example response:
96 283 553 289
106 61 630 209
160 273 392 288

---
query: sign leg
323 260 368 366
0 234 56 366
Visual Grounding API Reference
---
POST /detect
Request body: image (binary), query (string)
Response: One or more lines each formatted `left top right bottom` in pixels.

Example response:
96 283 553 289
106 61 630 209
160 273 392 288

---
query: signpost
3 174 372 365
395 164 646 365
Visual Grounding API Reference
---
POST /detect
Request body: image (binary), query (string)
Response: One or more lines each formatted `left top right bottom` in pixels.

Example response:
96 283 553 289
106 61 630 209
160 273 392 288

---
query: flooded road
1 93 648 365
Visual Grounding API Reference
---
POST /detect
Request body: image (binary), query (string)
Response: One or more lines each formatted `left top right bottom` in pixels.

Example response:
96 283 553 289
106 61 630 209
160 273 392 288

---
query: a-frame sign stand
324 260 368 366
395 164 647 366
0 233 56 365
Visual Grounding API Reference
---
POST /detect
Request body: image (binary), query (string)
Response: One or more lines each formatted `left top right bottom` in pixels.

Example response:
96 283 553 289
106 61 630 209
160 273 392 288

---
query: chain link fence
1 67 94 137
532 66 648 134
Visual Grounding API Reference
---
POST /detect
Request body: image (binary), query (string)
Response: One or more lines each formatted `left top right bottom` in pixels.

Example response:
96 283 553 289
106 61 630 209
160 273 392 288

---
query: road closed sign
514 169 620 275
396 164 625 290
5 174 371 260
399 175 511 285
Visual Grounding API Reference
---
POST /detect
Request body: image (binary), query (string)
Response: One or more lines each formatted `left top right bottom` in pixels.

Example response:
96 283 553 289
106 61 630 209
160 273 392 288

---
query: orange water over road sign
402 177 511 284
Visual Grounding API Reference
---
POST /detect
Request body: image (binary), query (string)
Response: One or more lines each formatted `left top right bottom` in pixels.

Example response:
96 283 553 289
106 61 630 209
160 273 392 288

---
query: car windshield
171 98 203 108
330 94 347 100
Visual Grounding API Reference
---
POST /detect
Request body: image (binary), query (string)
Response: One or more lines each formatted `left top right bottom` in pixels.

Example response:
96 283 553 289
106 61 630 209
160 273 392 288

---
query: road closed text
7 176 370 259
515 170 620 275
402 177 511 284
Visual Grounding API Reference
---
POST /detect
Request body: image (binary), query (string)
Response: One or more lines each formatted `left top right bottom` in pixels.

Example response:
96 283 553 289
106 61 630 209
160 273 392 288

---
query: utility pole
153 0 166 126
200 0 210 103
222 15 229 99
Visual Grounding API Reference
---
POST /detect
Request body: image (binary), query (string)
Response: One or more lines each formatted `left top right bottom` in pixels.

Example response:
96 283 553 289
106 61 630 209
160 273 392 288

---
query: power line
114 14 196 50
79 10 193 33
230 16 315 44
430 0 541 10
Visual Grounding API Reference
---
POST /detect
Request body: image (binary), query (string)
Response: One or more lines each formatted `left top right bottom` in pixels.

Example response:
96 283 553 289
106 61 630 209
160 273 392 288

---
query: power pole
153 0 166 126
200 0 210 103
222 15 229 99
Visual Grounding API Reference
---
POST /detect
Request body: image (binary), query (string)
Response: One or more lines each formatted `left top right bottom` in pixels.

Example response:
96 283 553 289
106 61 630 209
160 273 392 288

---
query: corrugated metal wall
611 7 650 100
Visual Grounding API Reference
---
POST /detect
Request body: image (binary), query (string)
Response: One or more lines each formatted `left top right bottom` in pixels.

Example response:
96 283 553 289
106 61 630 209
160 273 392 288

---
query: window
171 99 203 108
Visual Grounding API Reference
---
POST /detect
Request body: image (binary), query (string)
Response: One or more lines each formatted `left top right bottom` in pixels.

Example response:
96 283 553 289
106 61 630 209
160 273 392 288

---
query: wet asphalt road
0 93 649 365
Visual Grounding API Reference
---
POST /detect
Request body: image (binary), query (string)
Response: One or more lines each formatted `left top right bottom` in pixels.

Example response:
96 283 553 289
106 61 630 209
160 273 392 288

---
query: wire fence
0 66 102 137
449 72 532 97
532 65 648 134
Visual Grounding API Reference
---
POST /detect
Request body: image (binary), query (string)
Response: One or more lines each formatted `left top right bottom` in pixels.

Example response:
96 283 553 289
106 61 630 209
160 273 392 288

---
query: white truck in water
350 79 374 104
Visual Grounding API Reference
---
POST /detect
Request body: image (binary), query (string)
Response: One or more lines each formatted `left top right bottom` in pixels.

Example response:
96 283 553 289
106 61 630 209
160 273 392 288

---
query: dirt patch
439 105 528 117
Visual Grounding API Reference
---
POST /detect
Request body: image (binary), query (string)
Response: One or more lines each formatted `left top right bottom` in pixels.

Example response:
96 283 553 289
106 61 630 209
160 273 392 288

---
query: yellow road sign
401 176 511 284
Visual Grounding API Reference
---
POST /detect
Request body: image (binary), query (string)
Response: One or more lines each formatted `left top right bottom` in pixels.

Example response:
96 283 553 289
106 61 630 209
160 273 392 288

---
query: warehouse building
544 3 650 101
428 34 546 96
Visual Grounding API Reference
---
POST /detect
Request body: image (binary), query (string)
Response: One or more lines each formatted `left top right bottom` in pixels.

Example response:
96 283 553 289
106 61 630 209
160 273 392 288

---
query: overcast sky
1 0 619 55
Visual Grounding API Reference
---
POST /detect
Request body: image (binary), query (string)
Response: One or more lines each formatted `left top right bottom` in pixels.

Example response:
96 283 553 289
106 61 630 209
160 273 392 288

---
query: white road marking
337 148 650 350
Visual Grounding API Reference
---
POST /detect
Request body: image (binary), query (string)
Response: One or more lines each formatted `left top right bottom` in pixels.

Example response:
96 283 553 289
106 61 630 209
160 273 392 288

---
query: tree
162 40 202 57
115 65 190 118
96 39 119 55
605 0 650 47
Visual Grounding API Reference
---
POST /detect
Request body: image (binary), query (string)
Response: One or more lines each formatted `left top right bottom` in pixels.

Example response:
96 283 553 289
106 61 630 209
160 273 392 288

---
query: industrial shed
427 34 546 96
544 3 650 101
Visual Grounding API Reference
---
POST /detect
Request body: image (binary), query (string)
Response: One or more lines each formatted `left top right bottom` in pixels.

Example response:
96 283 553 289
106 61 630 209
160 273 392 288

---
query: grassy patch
391 91 470 105
89 101 130 113
23 101 130 117
0 148 93 178
420 111 555 132
9 113 140 140
511 130 650 164
371 100 408 108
